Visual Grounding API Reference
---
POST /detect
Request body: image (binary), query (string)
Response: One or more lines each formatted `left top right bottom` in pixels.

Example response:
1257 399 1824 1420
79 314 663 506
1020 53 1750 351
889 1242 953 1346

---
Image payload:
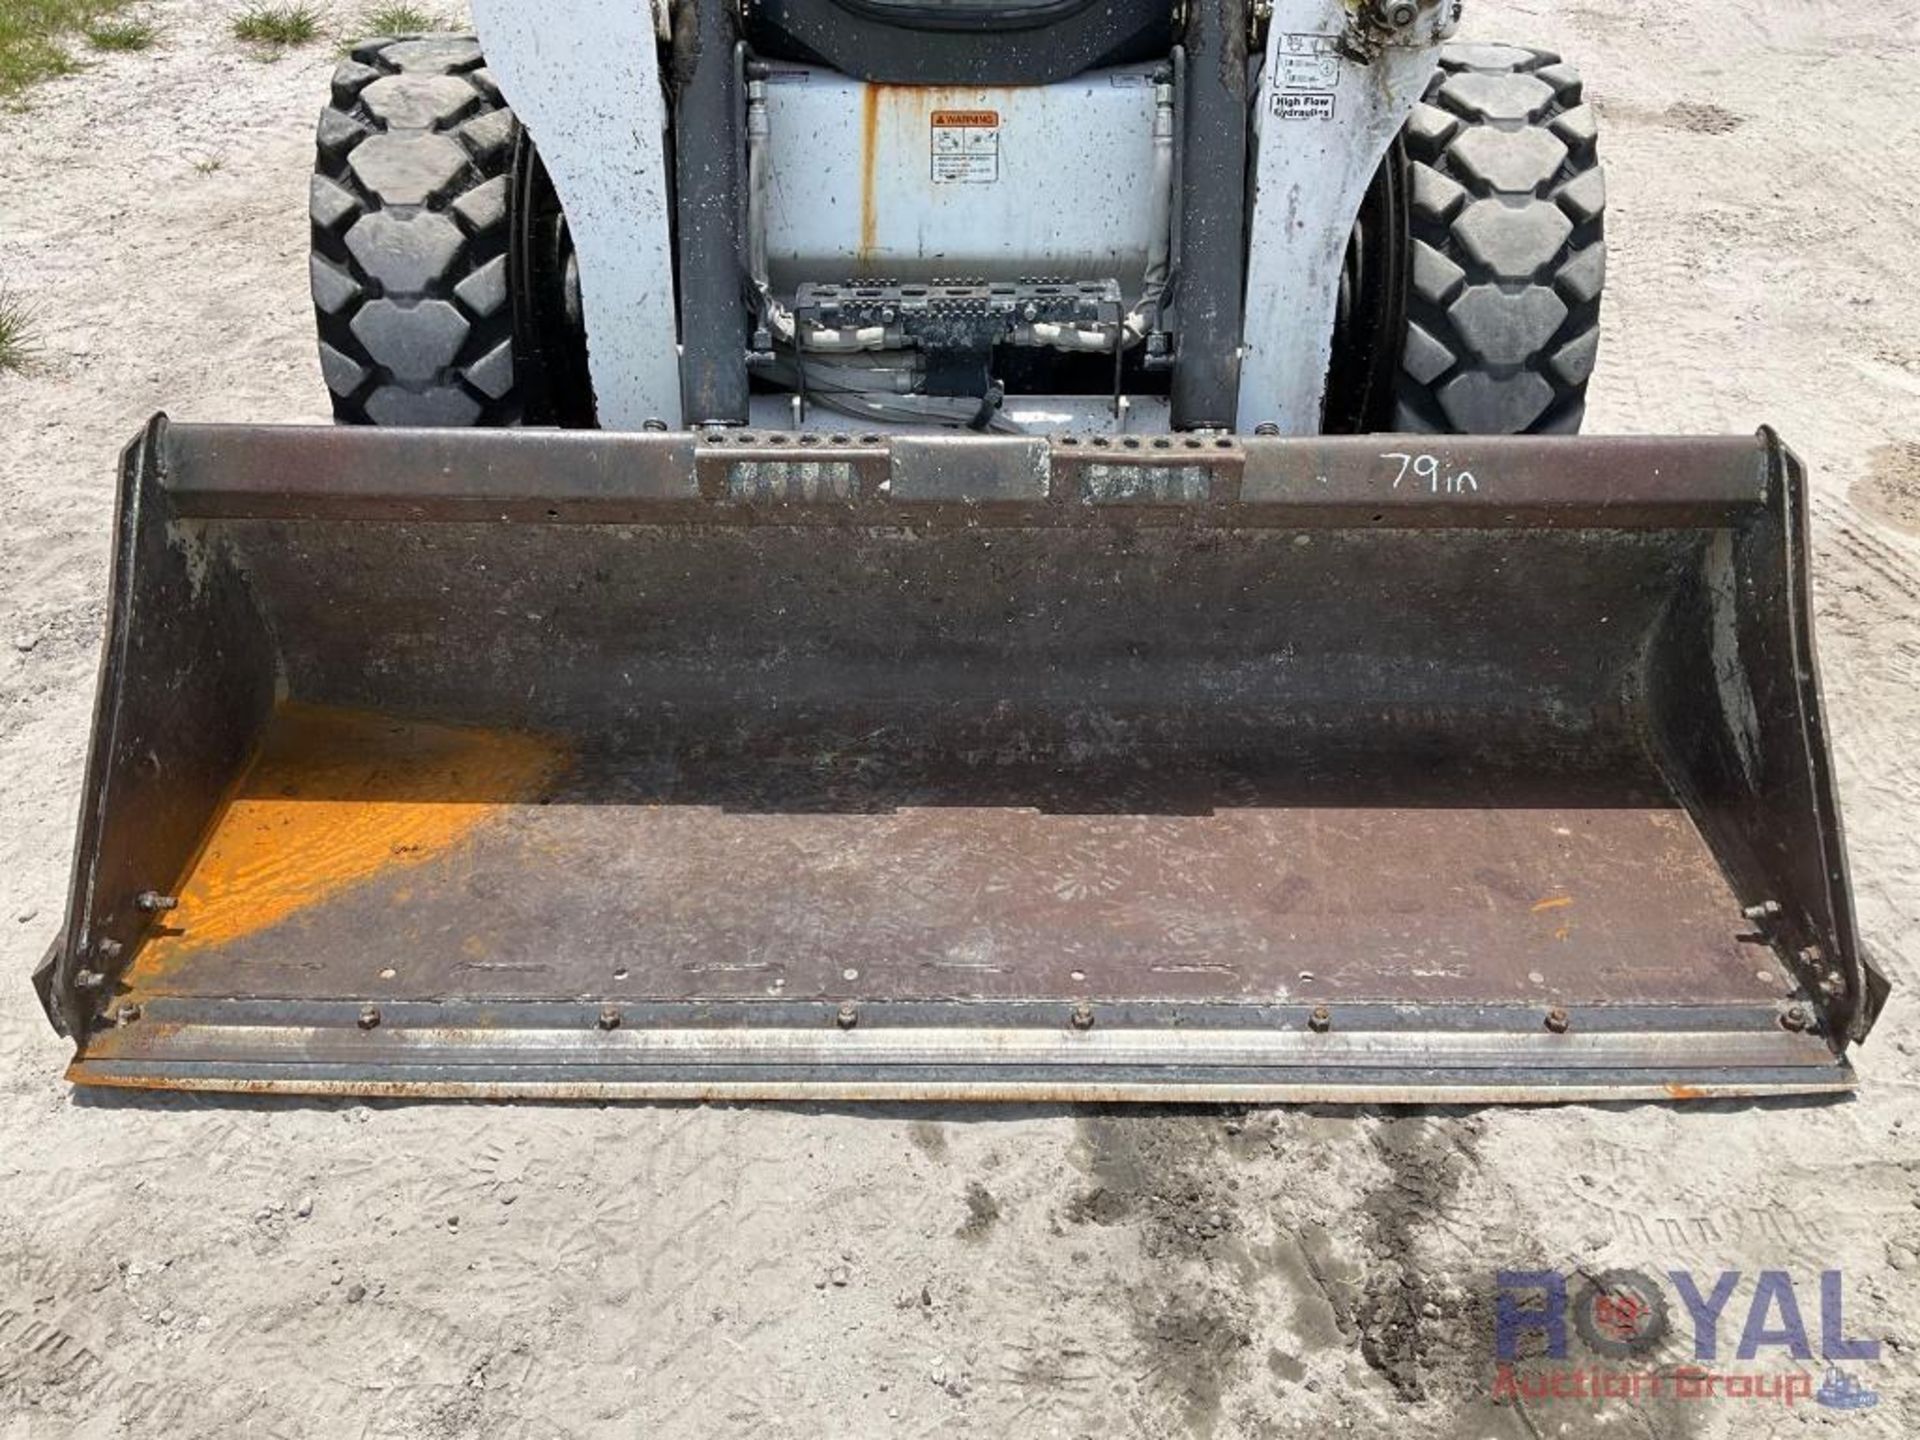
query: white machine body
761 64 1165 294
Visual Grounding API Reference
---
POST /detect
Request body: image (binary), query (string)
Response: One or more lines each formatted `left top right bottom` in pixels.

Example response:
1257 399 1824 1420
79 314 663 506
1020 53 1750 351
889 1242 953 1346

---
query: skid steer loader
37 0 1887 1100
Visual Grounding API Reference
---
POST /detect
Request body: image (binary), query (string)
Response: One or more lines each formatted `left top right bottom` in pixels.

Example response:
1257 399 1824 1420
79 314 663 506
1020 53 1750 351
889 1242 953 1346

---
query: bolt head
598 1005 622 1031
358 1003 381 1030
1070 1003 1096 1031
1545 1007 1571 1034
115 1003 142 1026
1780 1004 1811 1033
1307 1005 1332 1033
836 1003 859 1030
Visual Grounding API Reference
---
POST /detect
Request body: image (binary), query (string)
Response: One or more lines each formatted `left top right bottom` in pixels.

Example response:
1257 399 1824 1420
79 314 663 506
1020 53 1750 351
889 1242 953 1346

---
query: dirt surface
2 3 1918 1435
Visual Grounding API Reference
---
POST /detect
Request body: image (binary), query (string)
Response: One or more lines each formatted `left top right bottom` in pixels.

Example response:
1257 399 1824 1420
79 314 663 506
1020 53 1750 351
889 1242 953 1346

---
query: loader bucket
39 418 1885 1101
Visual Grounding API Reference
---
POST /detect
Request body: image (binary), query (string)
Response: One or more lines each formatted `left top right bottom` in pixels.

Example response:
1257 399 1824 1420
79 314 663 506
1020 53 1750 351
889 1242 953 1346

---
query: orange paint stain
1530 896 1574 913
130 704 566 976
1665 1083 1707 1101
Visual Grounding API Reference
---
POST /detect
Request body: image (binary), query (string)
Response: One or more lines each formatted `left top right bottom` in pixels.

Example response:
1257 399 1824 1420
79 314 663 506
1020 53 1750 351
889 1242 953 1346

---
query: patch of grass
359 3 444 34
84 17 156 51
0 288 40 375
231 3 323 47
0 1 140 99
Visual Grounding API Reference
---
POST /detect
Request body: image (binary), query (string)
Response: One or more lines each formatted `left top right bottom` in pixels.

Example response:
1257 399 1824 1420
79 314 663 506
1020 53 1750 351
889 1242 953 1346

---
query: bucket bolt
836 1003 859 1031
136 891 179 913
358 1003 381 1030
598 1005 622 1031
1545 1007 1571 1034
1780 1003 1811 1033
1741 900 1782 924
1307 1005 1332 1033
1070 1002 1096 1031
115 1003 142 1026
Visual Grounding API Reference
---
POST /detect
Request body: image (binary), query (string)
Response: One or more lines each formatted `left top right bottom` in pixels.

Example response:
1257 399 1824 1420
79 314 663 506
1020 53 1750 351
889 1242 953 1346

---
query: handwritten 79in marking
1383 451 1479 494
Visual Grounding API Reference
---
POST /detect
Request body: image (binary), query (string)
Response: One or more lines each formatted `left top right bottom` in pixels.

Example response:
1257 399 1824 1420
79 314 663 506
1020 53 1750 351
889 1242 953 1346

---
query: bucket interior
115 518 1793 1014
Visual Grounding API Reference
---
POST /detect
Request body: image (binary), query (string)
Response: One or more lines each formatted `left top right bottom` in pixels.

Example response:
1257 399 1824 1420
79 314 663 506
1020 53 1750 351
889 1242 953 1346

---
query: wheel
309 35 521 425
1390 43 1606 434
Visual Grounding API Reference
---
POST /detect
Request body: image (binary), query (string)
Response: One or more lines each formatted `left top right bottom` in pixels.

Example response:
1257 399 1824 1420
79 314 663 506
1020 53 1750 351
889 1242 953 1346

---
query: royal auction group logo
1494 1268 1879 1410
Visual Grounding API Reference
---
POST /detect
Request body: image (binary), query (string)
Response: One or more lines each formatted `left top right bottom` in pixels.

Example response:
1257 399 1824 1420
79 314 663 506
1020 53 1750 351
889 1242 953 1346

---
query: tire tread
310 34 517 426
1393 45 1605 435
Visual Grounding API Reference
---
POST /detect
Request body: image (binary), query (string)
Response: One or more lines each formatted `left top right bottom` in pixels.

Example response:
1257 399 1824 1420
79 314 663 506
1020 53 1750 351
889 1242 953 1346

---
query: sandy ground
1 2 1918 1435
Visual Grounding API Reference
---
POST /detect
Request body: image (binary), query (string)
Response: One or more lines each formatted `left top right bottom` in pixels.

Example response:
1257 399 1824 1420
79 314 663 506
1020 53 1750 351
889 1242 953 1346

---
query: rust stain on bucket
130 704 566 974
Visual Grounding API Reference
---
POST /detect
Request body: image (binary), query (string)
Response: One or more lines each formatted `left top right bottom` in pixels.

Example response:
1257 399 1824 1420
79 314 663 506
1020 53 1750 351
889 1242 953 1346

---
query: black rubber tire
309 35 519 426
1391 43 1605 434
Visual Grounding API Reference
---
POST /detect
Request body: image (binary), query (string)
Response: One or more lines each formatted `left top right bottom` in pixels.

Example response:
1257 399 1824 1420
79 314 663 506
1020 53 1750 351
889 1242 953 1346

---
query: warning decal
931 110 1000 184
1276 32 1339 121
1280 33 1340 91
